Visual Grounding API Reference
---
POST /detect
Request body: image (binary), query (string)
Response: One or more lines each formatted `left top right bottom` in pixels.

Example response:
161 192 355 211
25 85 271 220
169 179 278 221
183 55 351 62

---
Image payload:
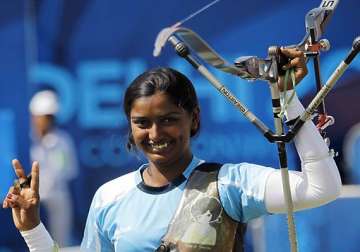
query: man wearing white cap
29 90 78 247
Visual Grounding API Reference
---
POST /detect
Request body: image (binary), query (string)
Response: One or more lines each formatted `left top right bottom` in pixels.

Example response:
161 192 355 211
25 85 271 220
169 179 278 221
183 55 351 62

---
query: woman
3 48 341 251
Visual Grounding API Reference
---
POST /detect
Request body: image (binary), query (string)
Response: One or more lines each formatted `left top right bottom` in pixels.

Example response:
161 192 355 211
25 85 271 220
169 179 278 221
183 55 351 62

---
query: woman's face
130 91 199 169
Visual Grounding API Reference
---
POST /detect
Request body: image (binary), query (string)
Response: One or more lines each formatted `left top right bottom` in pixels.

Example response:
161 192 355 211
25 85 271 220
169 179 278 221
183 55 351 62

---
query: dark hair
123 67 200 150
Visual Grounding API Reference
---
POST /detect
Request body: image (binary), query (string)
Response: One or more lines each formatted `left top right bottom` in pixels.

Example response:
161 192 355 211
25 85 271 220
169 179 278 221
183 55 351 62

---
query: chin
148 154 174 166
147 151 184 167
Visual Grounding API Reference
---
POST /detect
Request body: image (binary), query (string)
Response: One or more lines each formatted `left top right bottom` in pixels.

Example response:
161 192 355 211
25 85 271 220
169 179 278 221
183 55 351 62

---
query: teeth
149 141 169 150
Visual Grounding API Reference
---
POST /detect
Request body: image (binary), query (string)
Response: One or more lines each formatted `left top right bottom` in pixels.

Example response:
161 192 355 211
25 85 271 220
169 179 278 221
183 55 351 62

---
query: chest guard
156 163 246 252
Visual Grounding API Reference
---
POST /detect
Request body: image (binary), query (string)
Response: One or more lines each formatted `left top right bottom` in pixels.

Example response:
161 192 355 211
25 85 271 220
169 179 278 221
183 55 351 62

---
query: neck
36 128 50 139
143 153 193 187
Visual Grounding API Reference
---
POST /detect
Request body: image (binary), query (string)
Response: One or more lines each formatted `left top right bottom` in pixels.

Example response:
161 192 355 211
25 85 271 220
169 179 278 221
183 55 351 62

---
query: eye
160 117 178 125
132 118 150 129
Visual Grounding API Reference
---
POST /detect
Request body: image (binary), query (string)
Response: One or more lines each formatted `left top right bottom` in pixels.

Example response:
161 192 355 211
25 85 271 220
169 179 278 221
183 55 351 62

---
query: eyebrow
130 112 182 120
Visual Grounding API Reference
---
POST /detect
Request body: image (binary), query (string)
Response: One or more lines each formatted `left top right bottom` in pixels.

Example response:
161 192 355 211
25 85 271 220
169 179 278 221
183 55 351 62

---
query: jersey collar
136 156 204 194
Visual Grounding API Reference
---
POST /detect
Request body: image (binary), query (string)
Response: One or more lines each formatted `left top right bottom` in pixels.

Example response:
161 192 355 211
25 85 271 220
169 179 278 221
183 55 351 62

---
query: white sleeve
264 92 342 213
20 222 58 252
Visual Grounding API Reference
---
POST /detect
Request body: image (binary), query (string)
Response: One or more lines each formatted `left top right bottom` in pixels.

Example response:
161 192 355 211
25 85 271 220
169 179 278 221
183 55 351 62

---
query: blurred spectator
29 90 78 247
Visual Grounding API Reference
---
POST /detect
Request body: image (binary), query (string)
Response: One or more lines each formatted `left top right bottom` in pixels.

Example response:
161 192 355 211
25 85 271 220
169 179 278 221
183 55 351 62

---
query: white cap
29 90 59 116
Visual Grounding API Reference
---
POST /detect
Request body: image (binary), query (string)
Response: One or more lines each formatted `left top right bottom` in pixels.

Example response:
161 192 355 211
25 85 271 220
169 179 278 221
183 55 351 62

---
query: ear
127 131 136 151
190 107 200 135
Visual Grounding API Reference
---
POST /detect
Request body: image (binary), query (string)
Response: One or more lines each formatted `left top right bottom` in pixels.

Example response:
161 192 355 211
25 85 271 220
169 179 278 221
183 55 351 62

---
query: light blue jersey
81 157 274 251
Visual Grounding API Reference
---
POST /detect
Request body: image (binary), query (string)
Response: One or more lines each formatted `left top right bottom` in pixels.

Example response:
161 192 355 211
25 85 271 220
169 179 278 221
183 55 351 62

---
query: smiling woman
129 92 196 187
3 64 341 252
124 69 200 187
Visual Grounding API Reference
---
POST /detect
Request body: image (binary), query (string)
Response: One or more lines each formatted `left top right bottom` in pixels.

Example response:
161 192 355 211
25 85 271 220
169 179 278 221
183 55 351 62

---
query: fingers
294 66 308 83
3 194 10 208
3 160 40 209
3 185 36 209
286 57 307 82
280 47 303 58
280 48 308 84
281 48 306 70
3 196 10 208
12 159 27 180
30 161 40 193
5 193 31 209
3 186 20 208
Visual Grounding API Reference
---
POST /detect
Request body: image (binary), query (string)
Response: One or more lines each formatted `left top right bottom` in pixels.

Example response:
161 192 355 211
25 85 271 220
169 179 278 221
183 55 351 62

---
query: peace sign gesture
2 159 40 231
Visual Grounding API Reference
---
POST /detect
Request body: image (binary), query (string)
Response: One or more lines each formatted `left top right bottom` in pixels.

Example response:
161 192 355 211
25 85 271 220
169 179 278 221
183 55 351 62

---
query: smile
148 141 171 151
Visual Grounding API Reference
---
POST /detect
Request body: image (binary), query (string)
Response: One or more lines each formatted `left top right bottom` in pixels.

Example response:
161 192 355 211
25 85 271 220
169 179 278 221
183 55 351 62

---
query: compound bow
153 1 359 251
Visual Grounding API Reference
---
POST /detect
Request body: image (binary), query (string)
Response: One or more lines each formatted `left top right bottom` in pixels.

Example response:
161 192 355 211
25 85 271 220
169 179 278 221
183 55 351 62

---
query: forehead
130 92 184 117
32 115 51 121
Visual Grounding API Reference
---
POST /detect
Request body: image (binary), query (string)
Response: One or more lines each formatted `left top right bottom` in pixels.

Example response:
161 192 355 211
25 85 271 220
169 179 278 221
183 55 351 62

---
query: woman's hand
278 48 308 91
2 159 40 231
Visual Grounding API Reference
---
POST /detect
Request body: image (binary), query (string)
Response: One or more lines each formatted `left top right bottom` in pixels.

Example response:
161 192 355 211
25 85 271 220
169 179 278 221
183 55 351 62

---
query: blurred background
0 0 359 251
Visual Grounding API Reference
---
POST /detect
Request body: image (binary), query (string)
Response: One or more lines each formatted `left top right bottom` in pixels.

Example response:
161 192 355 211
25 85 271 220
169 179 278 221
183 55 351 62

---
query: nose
148 122 163 140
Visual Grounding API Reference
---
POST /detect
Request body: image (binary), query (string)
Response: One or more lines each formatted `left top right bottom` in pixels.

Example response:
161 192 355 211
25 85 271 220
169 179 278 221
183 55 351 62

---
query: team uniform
81 157 273 251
